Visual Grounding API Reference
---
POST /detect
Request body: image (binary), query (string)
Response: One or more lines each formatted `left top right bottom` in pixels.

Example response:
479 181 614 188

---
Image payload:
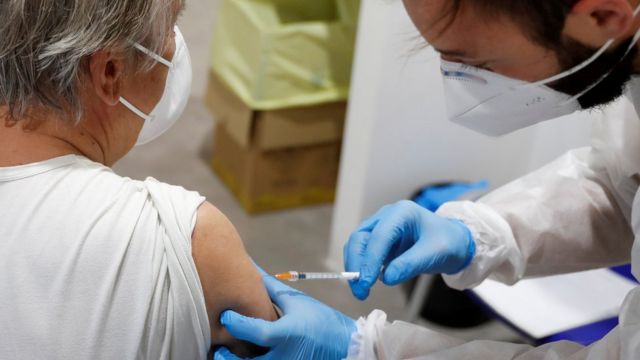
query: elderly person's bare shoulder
0 0 275 358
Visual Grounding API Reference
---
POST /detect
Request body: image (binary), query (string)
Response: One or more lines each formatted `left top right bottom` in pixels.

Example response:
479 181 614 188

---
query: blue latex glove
214 268 357 360
344 200 475 300
414 180 489 212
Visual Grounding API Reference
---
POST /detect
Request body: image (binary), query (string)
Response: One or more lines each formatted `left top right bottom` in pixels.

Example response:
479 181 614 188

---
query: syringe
275 271 360 282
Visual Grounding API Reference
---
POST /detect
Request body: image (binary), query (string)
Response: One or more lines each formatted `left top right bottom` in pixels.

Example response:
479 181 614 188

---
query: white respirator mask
441 6 640 137
120 26 193 146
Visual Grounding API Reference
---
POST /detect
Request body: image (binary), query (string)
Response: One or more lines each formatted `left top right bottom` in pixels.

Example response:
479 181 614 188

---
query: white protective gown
347 79 640 359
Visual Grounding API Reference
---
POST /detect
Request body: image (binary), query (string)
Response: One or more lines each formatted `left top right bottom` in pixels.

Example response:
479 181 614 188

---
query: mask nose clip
441 68 488 85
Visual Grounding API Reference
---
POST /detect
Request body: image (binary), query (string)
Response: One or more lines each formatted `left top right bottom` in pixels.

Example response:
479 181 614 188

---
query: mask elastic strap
519 4 640 89
120 97 153 122
131 42 173 69
560 27 640 105
120 38 177 121
524 39 614 88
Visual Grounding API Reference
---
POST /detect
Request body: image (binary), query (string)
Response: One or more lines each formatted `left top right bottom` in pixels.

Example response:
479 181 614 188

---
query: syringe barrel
299 272 360 280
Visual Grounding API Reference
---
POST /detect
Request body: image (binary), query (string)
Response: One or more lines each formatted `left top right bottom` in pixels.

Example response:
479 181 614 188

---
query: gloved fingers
344 230 369 274
220 310 281 348
355 203 396 232
353 208 411 299
383 219 475 282
452 180 489 202
214 347 255 360
214 347 268 360
344 231 371 300
251 263 298 309
382 242 433 285
355 213 380 232
251 263 305 303
261 273 308 312
468 179 489 190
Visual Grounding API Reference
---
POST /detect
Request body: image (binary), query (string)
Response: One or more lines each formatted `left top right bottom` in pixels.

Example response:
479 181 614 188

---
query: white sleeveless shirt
0 155 211 359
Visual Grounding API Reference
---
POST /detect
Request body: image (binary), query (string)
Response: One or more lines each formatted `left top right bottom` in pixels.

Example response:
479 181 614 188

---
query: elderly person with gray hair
0 1 276 359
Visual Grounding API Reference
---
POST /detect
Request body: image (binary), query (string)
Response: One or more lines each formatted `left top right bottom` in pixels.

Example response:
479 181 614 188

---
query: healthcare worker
216 0 640 358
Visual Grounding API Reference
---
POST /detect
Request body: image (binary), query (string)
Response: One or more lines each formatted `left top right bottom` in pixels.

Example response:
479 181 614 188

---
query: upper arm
191 201 277 356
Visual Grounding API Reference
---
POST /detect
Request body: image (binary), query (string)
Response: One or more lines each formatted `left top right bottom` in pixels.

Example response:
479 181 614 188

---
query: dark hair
447 1 580 50
446 0 636 109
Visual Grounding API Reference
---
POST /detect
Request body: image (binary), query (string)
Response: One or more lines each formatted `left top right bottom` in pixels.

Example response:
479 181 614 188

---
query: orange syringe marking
275 272 297 281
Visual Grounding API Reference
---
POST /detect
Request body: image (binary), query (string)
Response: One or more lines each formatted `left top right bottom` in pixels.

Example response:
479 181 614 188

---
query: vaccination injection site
5 0 640 358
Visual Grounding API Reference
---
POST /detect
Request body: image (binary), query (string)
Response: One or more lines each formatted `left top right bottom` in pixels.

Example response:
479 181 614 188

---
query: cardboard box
205 72 345 213
211 124 340 213
205 71 346 150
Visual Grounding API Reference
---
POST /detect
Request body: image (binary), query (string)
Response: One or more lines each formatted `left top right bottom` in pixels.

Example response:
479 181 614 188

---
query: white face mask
120 26 193 146
441 7 640 137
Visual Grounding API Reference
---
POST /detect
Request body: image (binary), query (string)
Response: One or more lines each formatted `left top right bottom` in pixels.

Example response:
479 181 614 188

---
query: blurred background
115 0 599 343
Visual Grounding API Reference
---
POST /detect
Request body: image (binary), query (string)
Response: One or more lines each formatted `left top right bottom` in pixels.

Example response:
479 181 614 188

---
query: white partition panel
326 0 594 270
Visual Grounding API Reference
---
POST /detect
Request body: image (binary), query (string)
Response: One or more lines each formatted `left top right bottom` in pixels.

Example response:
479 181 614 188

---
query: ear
88 50 126 106
564 0 635 47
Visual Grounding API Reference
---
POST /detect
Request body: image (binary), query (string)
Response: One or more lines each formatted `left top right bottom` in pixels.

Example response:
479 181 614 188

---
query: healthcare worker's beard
549 37 638 110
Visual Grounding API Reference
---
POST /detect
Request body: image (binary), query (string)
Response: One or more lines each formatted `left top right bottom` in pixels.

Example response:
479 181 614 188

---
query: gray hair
0 0 178 122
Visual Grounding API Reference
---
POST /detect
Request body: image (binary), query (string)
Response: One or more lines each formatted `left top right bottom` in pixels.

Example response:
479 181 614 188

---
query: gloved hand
414 180 489 212
344 200 475 300
214 268 357 360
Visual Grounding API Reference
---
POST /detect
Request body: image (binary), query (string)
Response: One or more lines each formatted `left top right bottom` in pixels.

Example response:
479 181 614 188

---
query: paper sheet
473 269 637 339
